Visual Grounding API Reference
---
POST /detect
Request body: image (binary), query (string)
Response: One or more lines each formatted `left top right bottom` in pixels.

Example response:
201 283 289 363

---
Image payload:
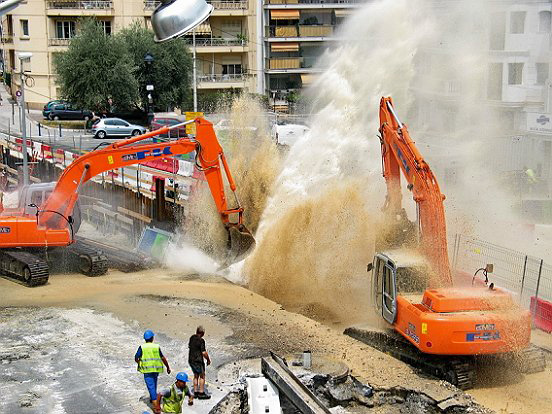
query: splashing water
238 0 432 319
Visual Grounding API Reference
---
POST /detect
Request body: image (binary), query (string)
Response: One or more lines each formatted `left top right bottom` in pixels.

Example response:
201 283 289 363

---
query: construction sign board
185 111 204 135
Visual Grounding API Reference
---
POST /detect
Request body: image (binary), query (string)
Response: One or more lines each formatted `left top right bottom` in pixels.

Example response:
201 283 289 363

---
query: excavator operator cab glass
371 254 398 324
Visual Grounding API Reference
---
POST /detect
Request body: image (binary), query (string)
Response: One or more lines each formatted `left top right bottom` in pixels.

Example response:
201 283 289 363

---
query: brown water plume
184 94 282 260
245 179 377 325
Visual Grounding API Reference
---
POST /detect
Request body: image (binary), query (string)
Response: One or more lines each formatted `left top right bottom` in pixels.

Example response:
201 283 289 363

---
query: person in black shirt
188 325 211 399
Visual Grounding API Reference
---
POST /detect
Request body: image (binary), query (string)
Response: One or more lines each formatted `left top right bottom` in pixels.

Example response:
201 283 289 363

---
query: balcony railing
183 38 246 47
145 0 247 10
1 34 13 44
274 26 298 37
298 25 333 36
210 0 247 9
49 38 72 46
47 1 113 9
269 57 301 69
266 0 363 4
269 25 334 37
198 74 246 83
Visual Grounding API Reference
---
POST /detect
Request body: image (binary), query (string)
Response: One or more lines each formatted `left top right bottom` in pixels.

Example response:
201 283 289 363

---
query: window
383 265 394 312
56 21 76 39
536 63 549 85
508 62 524 85
222 64 242 75
100 20 112 36
490 12 505 50
510 11 526 34
20 19 29 37
539 11 552 33
488 63 503 99
104 120 116 126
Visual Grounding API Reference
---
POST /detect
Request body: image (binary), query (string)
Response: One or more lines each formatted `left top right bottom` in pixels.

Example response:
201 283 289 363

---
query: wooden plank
117 206 152 224
261 353 331 414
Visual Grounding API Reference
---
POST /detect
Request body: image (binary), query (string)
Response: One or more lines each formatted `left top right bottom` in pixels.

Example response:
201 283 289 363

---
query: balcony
197 73 247 89
144 1 247 10
1 34 13 44
298 25 333 37
49 38 71 46
198 74 246 82
269 57 301 69
183 38 246 47
47 1 113 9
275 26 298 37
265 0 362 4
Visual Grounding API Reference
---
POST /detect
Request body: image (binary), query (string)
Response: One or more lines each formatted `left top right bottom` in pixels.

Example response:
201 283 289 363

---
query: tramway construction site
2 0 552 413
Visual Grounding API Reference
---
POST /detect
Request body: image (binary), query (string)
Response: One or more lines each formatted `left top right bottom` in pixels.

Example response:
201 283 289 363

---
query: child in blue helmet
135 330 171 414
157 372 194 413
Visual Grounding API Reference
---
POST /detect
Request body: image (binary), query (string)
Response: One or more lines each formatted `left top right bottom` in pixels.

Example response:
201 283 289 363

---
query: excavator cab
370 250 431 324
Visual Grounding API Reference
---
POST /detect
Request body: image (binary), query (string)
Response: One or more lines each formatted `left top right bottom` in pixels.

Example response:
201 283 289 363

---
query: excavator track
0 250 49 287
65 242 108 277
512 345 547 374
344 326 477 390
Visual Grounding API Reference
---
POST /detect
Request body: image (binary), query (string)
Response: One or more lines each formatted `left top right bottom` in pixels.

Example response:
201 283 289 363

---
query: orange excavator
0 118 255 286
345 97 545 389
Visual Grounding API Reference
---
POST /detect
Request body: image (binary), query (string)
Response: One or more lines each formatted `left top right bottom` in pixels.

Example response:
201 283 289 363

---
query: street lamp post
144 52 154 126
18 52 32 186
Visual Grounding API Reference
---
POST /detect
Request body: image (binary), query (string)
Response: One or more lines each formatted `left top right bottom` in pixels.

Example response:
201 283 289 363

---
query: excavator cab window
372 254 398 324
382 264 397 324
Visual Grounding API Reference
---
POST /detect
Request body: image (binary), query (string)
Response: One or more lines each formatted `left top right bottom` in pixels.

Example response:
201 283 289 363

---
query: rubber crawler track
66 241 108 277
0 250 49 287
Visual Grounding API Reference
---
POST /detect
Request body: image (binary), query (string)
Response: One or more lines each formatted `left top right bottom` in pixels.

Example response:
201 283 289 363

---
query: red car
150 115 188 140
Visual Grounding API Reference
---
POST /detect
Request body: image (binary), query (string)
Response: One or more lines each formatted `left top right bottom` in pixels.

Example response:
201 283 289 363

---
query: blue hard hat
143 330 154 340
176 372 189 382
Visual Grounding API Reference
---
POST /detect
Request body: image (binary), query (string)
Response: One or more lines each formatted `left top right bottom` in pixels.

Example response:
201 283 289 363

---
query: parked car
92 117 147 139
151 114 187 139
46 103 93 121
42 100 68 119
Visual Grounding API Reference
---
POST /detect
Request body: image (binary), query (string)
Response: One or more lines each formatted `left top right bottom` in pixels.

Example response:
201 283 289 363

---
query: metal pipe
19 63 28 185
193 28 197 112
386 101 403 129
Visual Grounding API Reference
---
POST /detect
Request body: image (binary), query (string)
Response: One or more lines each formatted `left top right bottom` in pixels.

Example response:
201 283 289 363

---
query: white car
92 118 147 139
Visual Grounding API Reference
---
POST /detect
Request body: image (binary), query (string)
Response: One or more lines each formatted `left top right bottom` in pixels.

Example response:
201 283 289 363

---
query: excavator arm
39 117 254 261
379 97 451 286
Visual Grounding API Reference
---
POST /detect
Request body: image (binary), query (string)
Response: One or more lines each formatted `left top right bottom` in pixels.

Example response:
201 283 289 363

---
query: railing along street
47 1 113 9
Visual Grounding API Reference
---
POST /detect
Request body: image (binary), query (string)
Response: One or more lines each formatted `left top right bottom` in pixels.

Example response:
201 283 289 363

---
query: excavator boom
379 97 451 286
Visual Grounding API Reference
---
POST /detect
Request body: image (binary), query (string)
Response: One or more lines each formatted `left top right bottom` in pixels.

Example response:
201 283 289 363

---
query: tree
119 22 193 112
54 19 139 114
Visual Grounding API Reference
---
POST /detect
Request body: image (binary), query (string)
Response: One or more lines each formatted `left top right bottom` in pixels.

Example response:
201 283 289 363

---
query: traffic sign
15 90 21 97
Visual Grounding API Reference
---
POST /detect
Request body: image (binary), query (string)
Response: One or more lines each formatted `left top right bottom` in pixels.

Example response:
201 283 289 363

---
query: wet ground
0 268 550 413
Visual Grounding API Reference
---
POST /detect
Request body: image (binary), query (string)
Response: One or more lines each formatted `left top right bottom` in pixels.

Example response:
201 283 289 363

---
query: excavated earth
0 268 549 413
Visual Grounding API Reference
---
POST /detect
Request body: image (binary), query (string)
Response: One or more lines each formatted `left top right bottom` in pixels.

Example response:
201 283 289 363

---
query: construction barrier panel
531 296 552 333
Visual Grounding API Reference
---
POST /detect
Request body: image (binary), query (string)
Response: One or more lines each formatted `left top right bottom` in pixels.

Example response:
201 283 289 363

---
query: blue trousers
143 372 159 401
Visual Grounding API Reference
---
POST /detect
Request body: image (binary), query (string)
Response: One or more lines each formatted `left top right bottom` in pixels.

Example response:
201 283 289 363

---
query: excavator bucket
223 224 256 267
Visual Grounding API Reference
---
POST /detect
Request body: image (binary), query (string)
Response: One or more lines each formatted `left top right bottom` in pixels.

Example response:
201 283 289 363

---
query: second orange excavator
346 97 545 389
0 118 255 287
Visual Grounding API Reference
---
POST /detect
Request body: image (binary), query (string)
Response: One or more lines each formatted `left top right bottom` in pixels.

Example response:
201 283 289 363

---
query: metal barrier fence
451 234 552 329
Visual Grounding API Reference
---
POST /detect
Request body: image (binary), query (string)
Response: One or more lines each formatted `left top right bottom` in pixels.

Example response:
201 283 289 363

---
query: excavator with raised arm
0 118 255 287
345 97 545 389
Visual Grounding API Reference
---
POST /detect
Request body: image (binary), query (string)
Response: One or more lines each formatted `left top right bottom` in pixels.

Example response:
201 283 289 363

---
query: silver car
92 118 147 139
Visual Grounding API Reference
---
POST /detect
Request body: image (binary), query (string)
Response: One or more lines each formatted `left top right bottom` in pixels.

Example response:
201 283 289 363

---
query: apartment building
0 0 258 108
410 1 552 198
259 0 362 112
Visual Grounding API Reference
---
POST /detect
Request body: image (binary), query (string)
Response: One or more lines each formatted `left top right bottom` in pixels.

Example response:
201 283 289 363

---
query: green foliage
195 91 238 113
54 19 138 114
54 20 193 114
119 22 192 112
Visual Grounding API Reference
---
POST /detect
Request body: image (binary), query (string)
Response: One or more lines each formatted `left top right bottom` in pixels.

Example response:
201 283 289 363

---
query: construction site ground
0 268 551 413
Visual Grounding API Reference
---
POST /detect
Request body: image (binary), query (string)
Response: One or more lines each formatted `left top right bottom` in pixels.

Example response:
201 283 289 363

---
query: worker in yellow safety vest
157 372 194 413
135 330 171 414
